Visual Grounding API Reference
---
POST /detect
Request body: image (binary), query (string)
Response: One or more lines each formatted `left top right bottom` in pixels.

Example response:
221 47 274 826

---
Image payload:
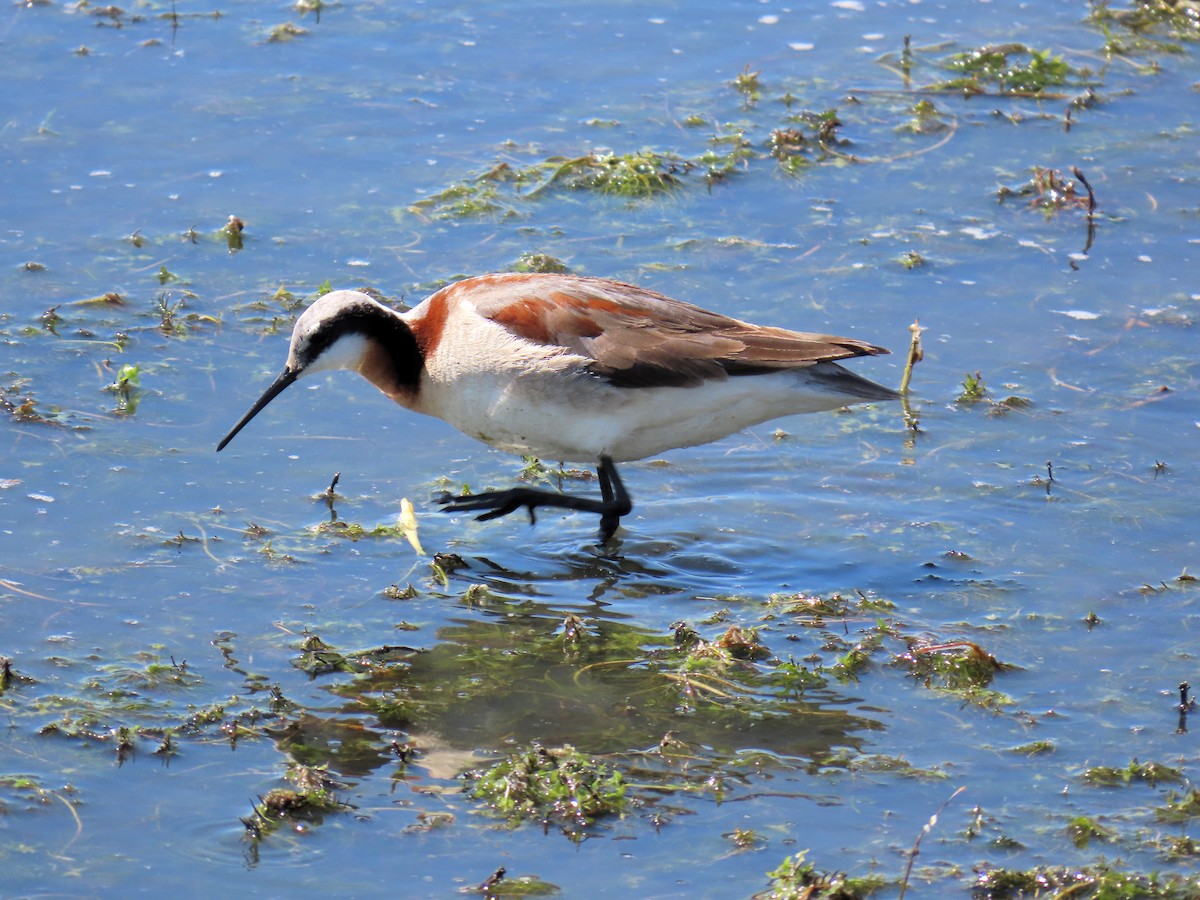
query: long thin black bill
216 369 298 451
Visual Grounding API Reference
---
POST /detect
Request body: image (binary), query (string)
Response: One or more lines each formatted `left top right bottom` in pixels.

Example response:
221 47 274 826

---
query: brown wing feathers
483 276 888 389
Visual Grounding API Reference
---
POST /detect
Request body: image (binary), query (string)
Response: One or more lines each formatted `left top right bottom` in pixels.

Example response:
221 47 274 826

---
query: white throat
299 331 370 377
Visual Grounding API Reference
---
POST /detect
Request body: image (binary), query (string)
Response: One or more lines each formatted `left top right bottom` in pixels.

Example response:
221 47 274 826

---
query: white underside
415 323 877 462
437 369 867 462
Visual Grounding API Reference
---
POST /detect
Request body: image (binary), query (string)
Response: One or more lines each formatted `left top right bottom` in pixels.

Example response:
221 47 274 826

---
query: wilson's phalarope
217 273 898 539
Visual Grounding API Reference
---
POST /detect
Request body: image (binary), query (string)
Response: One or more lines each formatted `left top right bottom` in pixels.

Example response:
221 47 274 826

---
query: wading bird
217 273 898 539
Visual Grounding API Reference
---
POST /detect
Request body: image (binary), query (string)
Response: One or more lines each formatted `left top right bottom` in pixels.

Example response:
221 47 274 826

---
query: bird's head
216 290 389 451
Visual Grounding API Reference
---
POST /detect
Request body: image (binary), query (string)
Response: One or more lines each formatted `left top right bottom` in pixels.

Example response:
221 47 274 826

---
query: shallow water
2 1 1199 896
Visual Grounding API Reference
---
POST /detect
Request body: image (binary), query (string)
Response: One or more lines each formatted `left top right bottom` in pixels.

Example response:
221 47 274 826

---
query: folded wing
475 275 889 388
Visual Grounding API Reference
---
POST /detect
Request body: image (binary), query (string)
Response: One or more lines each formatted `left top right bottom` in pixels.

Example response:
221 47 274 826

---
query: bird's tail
807 361 900 404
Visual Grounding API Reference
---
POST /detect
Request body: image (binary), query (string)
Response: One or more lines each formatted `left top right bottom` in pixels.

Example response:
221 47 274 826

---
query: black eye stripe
300 302 423 387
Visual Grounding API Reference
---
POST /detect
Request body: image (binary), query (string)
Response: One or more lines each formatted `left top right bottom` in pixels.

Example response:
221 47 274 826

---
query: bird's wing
474 274 889 388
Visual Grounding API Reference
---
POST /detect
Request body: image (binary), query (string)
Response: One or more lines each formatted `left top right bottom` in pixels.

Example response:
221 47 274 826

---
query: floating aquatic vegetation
104 362 141 416
1082 757 1184 788
1090 0 1200 47
808 747 948 780
1009 739 1056 756
699 123 755 184
513 252 570 274
561 150 687 198
1155 787 1200 824
896 98 952 135
759 849 887 899
1066 814 1118 848
241 763 352 842
466 742 628 832
936 44 1078 95
406 165 517 220
765 109 844 174
974 863 1200 898
956 371 988 404
266 22 308 43
997 166 1096 215
221 215 245 252
406 68 964 222
732 65 762 107
1 384 59 426
291 632 418 678
0 657 34 694
896 639 1011 696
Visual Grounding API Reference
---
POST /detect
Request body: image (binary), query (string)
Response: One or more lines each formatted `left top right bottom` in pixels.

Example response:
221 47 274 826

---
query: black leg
594 456 630 540
439 455 633 539
597 458 616 503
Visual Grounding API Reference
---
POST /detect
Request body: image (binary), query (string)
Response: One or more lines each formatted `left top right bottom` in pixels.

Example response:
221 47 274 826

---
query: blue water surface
2 1 1199 896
